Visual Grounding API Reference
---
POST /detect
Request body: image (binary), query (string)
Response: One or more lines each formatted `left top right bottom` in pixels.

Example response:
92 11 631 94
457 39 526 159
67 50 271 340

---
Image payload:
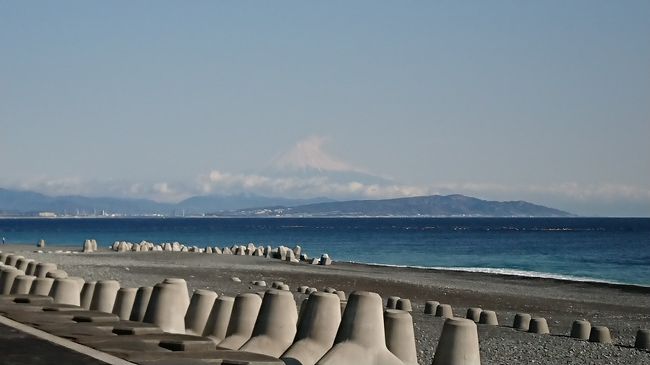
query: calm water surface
1 217 648 286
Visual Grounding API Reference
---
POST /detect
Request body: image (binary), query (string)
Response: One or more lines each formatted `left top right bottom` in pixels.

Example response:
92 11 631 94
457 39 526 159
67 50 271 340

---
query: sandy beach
4 243 650 364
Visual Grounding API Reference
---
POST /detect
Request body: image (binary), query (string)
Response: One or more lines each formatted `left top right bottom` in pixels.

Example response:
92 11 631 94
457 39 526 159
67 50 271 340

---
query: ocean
1 217 649 286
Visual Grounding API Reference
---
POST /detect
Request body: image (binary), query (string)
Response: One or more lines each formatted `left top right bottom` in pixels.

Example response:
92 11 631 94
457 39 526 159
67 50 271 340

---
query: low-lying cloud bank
5 170 650 216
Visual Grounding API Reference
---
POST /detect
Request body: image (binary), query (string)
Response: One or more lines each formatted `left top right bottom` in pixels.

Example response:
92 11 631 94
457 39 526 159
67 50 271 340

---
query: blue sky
1 1 649 216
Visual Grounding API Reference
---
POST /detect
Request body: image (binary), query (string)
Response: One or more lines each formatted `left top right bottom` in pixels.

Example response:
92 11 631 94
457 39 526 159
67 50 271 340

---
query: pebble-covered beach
5 244 650 365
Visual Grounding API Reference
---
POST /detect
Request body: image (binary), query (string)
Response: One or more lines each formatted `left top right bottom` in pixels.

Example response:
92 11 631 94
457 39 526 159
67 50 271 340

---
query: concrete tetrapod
25 261 38 276
185 289 218 335
297 298 309 326
424 301 439 315
33 262 57 278
570 320 591 340
15 257 32 272
6 254 21 267
10 275 35 295
49 277 82 306
0 266 24 295
90 280 120 313
240 289 298 357
143 278 190 334
396 298 412 312
466 308 482 323
203 295 235 343
112 287 138 320
282 292 342 365
589 326 612 344
635 329 650 350
80 281 96 310
130 286 154 322
69 276 86 292
384 309 418 365
513 313 532 331
528 318 550 335
218 293 263 350
316 291 402 365
432 317 481 365
0 253 9 264
478 310 498 326
435 304 454 318
29 277 54 296
46 270 68 279
386 296 400 309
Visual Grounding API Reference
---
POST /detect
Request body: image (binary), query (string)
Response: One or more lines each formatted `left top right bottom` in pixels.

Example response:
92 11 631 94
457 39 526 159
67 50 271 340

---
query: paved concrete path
0 316 134 365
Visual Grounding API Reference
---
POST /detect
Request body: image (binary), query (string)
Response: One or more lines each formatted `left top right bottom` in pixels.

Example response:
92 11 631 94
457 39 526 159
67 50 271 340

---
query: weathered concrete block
319 254 332 266
0 266 24 294
424 300 439 315
50 278 81 306
240 289 298 357
386 296 400 309
83 239 94 253
384 309 418 365
80 281 96 310
204 295 235 342
143 278 190 334
25 260 38 276
283 292 341 365
570 320 591 340
90 280 120 313
10 275 35 295
46 270 68 279
435 304 454 318
478 310 498 326
6 254 22 267
396 298 412 312
15 257 32 272
112 287 138 320
130 286 154 322
316 291 402 365
635 329 650 350
218 293 263 350
432 318 480 365
528 317 550 335
513 313 532 331
29 277 54 296
589 326 612 344
185 289 218 336
466 307 482 323
34 262 57 278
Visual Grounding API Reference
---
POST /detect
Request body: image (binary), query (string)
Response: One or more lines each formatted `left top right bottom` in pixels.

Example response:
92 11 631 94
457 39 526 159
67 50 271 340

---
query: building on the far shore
37 212 57 218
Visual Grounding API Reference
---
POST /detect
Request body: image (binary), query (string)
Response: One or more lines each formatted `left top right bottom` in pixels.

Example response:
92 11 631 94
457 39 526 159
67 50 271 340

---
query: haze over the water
1 1 648 216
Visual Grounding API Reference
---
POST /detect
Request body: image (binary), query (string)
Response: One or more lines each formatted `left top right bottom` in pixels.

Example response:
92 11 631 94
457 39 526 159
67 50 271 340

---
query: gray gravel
6 245 650 365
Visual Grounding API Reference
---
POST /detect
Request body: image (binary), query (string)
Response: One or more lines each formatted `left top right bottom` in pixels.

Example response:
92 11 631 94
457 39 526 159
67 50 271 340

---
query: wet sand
4 244 650 364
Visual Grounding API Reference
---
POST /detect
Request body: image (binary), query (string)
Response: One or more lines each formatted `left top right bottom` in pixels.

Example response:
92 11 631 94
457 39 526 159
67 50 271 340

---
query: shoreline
343 260 650 292
2 243 650 364
4 242 649 290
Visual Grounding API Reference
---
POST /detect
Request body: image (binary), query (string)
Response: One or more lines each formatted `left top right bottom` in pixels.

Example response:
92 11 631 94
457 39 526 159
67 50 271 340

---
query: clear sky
1 1 649 216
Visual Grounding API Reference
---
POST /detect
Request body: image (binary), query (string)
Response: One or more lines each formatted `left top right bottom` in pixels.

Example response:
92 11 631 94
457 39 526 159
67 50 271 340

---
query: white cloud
11 172 650 208
12 177 191 203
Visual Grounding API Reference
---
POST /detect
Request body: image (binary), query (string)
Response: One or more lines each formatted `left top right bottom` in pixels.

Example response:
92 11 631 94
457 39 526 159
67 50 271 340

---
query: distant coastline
0 188 572 218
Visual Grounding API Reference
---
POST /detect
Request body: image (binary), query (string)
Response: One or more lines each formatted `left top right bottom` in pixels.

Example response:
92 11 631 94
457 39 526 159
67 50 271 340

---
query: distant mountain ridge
216 194 573 217
0 188 332 216
0 188 572 217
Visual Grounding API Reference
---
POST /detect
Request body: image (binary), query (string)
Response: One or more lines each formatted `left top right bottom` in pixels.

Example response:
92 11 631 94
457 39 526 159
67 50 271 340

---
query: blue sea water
0 217 649 286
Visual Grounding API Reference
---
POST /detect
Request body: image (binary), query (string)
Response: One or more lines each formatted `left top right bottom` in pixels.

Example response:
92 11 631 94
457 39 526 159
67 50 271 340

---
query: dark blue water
1 218 649 286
